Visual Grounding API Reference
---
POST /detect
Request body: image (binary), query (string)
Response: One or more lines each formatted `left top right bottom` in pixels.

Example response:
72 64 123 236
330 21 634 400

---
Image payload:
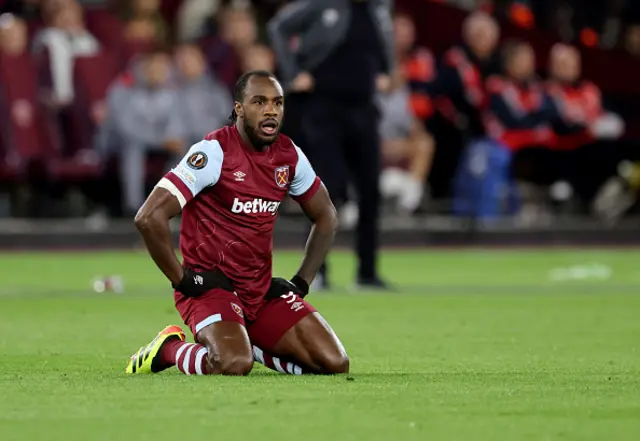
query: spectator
201 6 258 91
41 0 76 24
123 17 159 44
174 43 233 144
378 66 435 214
119 0 167 45
453 40 555 220
546 43 624 210
0 13 28 56
31 1 100 153
0 13 33 135
220 6 258 53
624 24 640 57
394 12 438 125
99 50 186 215
439 11 500 136
32 0 100 106
546 44 622 151
120 1 165 63
176 0 221 43
240 43 275 73
484 41 555 153
378 12 437 213
436 11 500 199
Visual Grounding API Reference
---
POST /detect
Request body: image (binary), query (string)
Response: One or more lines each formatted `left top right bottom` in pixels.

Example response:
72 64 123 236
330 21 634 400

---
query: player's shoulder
273 133 303 161
181 137 224 176
204 125 261 161
204 126 235 150
275 132 295 149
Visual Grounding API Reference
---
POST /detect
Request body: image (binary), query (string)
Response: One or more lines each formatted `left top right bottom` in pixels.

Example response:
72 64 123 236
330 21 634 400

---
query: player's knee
320 352 350 374
207 352 253 376
222 355 254 376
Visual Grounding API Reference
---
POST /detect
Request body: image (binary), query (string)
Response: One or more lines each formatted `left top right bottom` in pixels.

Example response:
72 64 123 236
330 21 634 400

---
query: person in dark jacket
268 0 394 291
438 11 501 138
452 39 555 221
434 11 501 198
484 41 556 154
545 43 622 151
545 43 624 210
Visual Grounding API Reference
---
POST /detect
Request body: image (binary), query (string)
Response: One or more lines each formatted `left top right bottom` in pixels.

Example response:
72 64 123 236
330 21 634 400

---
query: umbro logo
234 171 246 181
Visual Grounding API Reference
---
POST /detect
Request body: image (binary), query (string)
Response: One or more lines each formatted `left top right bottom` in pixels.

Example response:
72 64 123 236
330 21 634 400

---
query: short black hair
228 70 276 124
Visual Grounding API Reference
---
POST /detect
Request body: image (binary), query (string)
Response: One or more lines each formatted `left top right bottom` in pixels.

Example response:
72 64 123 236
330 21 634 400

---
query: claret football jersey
157 125 321 319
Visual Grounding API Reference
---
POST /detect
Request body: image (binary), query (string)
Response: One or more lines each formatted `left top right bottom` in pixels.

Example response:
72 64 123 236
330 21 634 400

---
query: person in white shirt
32 0 100 106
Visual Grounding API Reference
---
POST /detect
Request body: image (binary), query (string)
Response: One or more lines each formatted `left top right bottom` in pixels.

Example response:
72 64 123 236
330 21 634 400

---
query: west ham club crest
274 166 290 188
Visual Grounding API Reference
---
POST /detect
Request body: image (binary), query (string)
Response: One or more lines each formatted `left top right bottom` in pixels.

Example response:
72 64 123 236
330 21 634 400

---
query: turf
1 249 639 441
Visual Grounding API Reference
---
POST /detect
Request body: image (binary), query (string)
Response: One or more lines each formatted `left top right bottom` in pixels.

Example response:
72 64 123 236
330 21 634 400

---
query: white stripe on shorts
194 347 208 375
195 314 222 333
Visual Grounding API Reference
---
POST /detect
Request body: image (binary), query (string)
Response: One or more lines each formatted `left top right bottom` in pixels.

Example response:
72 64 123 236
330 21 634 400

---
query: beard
243 114 280 149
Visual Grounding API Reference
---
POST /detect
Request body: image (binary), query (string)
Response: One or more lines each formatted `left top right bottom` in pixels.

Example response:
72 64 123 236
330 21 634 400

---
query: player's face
237 76 284 147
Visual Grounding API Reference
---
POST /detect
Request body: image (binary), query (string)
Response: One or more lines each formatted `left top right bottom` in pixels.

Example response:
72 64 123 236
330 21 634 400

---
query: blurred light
509 3 534 30
580 28 599 47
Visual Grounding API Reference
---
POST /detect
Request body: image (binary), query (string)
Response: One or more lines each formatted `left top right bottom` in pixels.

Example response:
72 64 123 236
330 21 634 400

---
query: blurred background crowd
0 0 639 227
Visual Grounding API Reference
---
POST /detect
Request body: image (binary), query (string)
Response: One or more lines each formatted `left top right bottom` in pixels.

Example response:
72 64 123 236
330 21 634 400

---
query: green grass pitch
1 248 639 441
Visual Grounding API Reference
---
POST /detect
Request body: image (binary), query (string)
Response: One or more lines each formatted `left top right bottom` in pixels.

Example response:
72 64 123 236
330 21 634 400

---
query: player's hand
291 72 314 92
173 267 219 298
267 276 309 300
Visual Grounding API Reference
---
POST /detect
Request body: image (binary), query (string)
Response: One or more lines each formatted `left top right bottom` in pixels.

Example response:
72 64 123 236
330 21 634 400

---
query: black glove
173 268 230 298
267 275 309 299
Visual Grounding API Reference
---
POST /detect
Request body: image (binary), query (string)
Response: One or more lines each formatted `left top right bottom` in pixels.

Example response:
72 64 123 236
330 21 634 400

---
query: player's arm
295 184 338 287
135 187 184 285
134 139 224 296
268 146 337 298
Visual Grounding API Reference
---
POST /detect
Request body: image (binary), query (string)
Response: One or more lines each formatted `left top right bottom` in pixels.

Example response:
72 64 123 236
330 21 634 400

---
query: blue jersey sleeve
288 145 317 197
157 139 224 207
